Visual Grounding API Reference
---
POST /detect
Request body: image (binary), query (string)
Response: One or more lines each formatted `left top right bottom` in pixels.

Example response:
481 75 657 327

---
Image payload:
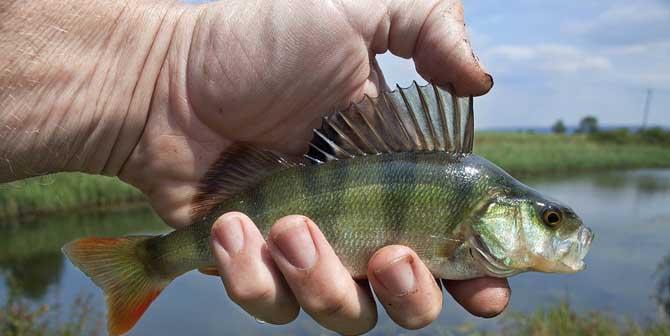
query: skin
0 0 510 333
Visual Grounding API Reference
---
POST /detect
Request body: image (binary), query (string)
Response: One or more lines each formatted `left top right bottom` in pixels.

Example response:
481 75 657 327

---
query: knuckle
305 286 349 317
227 282 275 305
474 290 510 318
398 304 441 330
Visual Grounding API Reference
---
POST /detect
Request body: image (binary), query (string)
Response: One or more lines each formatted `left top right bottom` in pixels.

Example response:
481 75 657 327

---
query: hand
120 0 493 227
210 213 509 334
114 0 505 332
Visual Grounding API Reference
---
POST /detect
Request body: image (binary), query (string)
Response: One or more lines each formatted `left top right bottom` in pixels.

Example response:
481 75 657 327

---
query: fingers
212 211 509 333
268 215 378 335
210 212 299 324
444 277 511 318
381 0 493 96
367 245 443 329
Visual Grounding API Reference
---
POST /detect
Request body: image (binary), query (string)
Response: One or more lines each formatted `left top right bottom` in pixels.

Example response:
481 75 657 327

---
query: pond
1 169 669 335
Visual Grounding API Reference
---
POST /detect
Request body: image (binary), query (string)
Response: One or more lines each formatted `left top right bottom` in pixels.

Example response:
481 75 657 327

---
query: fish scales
150 152 484 279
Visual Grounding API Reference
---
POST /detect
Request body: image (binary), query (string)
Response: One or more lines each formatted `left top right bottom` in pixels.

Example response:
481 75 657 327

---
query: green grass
475 133 670 176
0 279 103 336
0 173 144 223
491 302 670 336
439 303 670 336
1 133 669 221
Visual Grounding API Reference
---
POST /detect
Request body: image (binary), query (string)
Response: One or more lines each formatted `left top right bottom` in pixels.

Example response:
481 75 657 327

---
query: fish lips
561 226 594 272
544 226 594 273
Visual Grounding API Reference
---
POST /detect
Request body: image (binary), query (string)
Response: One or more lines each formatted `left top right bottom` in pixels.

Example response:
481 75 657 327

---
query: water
1 169 669 335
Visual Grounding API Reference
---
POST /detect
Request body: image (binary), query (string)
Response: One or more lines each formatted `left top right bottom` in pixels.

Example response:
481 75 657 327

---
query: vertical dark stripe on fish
382 153 418 240
323 161 351 246
440 155 478 234
247 182 268 223
299 166 319 220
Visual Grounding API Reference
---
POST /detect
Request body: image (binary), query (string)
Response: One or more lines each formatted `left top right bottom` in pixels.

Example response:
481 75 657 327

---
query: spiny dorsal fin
191 143 303 221
306 82 474 164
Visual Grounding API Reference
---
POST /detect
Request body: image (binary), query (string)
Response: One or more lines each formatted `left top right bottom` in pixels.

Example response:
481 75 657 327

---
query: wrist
0 0 192 181
81 1 191 176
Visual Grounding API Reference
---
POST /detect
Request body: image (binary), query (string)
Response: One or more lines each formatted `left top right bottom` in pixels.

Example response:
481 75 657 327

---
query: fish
62 82 593 335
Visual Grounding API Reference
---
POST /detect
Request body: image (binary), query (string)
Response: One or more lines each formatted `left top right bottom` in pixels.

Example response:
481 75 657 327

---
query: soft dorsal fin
191 143 303 221
306 82 474 164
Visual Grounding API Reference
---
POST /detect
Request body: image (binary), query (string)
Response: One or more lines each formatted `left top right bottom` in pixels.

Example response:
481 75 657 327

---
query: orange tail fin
62 236 172 336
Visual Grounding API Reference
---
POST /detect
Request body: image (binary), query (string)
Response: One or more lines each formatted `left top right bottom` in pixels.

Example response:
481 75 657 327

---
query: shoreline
1 133 669 223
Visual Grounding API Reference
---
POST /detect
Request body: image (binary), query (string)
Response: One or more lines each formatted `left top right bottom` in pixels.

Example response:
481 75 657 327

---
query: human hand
113 0 505 332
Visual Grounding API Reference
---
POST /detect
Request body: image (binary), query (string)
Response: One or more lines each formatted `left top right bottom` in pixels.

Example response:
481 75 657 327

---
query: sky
378 0 670 129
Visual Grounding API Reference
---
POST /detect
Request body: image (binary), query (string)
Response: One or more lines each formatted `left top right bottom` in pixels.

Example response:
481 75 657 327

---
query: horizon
478 123 670 132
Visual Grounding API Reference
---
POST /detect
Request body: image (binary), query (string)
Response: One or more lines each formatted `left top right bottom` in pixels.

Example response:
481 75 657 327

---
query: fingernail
212 215 245 256
374 255 416 296
271 218 317 270
485 73 494 90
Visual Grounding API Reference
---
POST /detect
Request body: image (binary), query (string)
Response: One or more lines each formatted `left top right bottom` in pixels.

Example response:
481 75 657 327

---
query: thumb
378 0 492 96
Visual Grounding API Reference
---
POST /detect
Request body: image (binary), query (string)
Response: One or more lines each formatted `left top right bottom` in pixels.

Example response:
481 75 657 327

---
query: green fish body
63 83 593 335
158 152 523 281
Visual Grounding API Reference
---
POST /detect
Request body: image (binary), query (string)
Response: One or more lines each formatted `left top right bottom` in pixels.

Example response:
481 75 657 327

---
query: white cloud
488 46 535 61
486 44 612 73
562 2 670 44
565 3 670 32
603 42 670 56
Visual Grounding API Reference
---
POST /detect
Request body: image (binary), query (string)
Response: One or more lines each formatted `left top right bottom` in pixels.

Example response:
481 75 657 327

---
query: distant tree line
551 116 670 145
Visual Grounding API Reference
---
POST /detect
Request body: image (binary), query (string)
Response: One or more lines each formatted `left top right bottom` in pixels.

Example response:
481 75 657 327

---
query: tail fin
62 236 171 336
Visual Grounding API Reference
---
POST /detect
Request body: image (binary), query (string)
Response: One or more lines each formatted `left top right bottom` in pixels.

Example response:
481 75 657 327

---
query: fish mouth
531 226 594 274
469 235 521 278
557 226 594 272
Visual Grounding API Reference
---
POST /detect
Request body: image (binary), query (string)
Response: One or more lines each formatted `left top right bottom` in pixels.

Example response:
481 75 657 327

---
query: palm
122 1 384 227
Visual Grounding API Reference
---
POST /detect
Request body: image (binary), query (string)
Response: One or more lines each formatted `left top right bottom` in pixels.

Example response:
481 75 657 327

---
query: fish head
470 193 593 277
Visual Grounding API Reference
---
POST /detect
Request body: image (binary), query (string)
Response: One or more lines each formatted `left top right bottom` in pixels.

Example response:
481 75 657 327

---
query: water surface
1 169 669 335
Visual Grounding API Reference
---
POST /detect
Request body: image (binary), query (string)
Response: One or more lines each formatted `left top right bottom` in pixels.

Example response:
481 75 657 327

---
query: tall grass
442 302 670 336
0 275 103 336
475 133 670 176
1 133 669 221
494 302 670 336
0 173 144 223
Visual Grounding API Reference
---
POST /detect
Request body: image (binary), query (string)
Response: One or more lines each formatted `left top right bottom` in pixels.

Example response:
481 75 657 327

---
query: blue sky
379 0 670 129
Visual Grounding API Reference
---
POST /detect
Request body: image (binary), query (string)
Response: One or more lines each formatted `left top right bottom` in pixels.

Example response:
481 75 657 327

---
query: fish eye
542 206 563 228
